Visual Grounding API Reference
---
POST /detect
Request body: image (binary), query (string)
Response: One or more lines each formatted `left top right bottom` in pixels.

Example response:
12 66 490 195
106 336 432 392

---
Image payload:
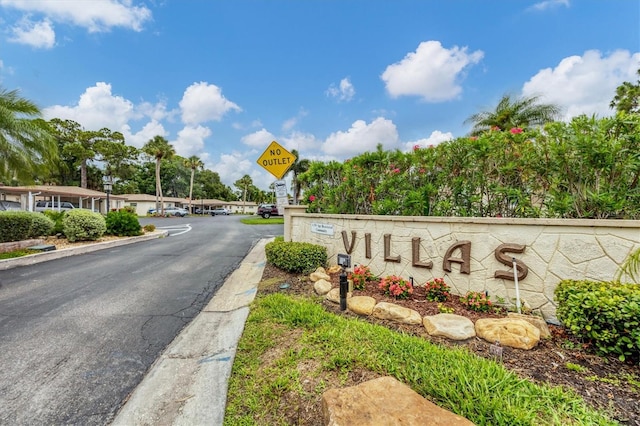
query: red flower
309 195 316 202
510 127 523 134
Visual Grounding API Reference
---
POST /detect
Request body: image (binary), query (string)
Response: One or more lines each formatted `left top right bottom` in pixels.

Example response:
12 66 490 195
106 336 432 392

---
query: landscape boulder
310 267 331 282
475 318 540 350
322 376 475 425
314 279 333 295
347 296 377 316
423 313 476 340
507 312 551 339
372 302 422 325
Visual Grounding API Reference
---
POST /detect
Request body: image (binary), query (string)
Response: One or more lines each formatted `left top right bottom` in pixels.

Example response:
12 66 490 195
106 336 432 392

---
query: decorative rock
314 279 333 295
372 302 422 325
507 313 551 339
423 314 476 340
327 265 342 274
325 288 350 304
322 376 475 426
310 268 331 282
347 296 376 316
475 318 540 350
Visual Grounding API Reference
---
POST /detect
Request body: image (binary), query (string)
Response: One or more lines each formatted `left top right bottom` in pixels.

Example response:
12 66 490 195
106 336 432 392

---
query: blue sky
1 0 638 191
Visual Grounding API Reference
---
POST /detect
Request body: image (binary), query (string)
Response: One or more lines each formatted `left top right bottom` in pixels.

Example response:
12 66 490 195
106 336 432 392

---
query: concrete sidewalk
111 238 270 426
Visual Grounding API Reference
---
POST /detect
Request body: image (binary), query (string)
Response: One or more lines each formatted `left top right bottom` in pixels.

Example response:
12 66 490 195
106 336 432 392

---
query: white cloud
121 120 167 149
43 82 134 130
280 131 320 152
522 49 640 119
179 82 241 125
326 77 355 102
241 128 276 148
137 99 175 122
0 0 152 32
42 82 174 149
8 18 55 48
381 40 483 102
404 130 453 151
281 108 308 131
173 125 212 157
212 151 256 188
323 117 400 156
528 0 570 12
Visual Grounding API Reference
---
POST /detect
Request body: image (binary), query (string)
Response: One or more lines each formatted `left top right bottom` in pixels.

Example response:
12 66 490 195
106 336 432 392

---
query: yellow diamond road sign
256 140 296 180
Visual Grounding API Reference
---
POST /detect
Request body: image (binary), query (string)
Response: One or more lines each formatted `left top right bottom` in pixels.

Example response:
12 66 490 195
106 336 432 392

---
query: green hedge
0 211 54 242
265 238 327 274
42 210 66 235
106 209 142 236
30 213 55 238
555 279 640 362
63 209 106 242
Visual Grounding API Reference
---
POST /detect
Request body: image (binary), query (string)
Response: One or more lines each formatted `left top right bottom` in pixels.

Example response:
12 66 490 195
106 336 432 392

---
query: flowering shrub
460 291 493 312
379 275 413 299
424 277 450 302
350 264 374 290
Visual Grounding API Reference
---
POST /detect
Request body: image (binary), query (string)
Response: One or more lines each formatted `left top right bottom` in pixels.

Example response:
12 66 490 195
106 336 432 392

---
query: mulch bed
259 264 640 426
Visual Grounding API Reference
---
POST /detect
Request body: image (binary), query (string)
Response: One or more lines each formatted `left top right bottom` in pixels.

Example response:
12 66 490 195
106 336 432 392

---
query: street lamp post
103 176 113 213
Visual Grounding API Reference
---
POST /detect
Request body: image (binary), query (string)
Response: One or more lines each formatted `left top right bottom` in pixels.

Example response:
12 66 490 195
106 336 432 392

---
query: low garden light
337 254 351 311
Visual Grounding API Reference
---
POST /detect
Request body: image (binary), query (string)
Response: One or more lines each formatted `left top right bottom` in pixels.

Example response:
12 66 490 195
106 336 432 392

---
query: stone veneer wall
284 206 640 323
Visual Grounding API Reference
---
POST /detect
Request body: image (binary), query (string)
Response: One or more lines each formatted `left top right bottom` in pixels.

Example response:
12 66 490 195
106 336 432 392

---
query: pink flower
413 144 421 151
308 195 316 202
491 126 501 131
419 168 426 174
510 127 523 134
470 136 478 141
393 168 400 174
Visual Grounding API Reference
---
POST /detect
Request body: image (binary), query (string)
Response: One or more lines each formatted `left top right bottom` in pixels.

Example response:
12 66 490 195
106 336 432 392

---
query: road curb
0 230 169 271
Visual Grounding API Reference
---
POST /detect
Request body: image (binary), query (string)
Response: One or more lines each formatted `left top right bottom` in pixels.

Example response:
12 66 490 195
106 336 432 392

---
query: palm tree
289 149 310 204
184 155 204 213
0 87 57 183
142 136 175 215
465 94 561 136
610 68 640 114
234 174 253 214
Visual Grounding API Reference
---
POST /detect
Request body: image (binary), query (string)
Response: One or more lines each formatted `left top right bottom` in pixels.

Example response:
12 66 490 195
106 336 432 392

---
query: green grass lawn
240 217 284 225
224 293 619 426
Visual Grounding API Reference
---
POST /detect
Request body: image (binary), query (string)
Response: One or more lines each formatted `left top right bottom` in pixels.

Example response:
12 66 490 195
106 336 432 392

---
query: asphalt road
0 215 282 425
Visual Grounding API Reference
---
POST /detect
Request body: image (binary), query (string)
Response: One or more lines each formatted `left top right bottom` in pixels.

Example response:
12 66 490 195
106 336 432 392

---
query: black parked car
257 204 280 219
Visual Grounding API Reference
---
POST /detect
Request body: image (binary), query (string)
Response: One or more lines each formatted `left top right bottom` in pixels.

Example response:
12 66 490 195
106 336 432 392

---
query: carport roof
0 185 124 200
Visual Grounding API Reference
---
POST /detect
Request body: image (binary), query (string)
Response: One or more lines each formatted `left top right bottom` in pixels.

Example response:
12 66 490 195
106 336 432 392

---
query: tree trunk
81 159 88 189
188 169 195 212
155 159 162 214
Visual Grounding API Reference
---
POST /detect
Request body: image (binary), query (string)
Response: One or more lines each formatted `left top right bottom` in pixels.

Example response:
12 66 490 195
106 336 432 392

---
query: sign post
257 141 297 214
256 141 296 180
273 179 289 215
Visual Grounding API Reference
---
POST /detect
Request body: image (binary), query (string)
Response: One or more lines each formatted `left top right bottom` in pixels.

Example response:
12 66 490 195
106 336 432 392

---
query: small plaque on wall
311 223 335 236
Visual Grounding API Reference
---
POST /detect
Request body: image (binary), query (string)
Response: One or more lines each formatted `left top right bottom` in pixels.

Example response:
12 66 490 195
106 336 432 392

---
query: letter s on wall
494 243 528 280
